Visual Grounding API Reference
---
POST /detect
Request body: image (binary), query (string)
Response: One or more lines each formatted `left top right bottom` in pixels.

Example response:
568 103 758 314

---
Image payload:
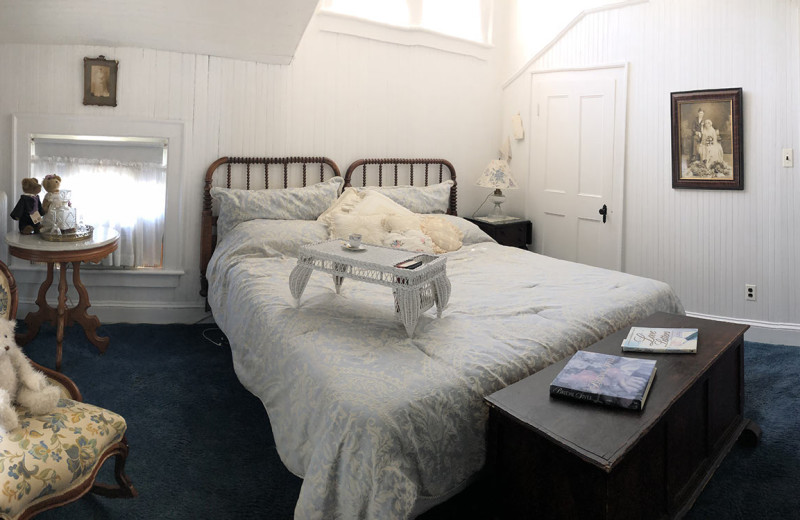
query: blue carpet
19 325 800 519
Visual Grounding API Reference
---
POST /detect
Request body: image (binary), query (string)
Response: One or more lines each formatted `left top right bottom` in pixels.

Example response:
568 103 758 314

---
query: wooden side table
465 217 532 249
5 227 120 371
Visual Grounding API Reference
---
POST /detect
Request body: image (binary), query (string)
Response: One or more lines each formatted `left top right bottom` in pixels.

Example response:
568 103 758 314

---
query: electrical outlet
745 284 757 301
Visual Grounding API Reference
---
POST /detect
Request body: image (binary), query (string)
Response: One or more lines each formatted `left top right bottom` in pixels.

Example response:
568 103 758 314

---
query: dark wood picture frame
83 55 118 107
671 88 743 190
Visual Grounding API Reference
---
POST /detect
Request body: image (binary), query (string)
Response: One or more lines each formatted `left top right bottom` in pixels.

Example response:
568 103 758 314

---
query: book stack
549 350 657 411
621 327 698 354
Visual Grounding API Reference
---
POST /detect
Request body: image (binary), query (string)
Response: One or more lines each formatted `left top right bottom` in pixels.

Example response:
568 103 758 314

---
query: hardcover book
621 327 698 354
549 350 657 411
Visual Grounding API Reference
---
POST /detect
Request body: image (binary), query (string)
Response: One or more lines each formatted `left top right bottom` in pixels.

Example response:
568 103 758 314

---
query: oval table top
5 227 120 263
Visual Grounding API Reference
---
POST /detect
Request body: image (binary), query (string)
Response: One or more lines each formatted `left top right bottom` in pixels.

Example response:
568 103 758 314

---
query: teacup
348 234 362 248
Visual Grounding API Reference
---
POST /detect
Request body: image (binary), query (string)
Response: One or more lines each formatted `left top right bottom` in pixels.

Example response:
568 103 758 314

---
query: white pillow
357 180 454 214
383 230 435 254
426 214 494 246
317 187 362 228
383 213 422 233
350 190 416 218
330 214 387 245
212 176 344 238
420 215 463 253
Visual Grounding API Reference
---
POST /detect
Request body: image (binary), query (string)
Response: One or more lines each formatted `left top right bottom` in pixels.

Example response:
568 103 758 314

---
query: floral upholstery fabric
0 398 126 520
0 277 11 321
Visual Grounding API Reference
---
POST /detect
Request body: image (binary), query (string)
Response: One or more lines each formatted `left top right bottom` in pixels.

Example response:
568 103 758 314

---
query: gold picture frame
670 88 743 190
83 55 118 107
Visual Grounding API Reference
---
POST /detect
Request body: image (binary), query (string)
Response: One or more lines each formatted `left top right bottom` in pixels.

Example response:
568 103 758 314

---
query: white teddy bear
0 319 60 435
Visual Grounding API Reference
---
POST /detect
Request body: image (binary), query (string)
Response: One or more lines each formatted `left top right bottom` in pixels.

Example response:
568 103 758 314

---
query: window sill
10 264 184 288
315 10 493 60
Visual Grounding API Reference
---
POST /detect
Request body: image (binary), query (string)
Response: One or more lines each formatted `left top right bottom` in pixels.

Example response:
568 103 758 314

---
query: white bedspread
207 218 684 520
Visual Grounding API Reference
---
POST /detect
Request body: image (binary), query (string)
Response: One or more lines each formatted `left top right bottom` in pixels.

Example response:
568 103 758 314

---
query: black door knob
599 204 608 224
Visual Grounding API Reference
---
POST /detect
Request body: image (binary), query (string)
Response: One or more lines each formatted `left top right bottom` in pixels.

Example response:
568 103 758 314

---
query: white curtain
31 156 166 268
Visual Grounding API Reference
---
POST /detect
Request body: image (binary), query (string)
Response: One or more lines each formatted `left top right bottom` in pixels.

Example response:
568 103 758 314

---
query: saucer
342 242 366 252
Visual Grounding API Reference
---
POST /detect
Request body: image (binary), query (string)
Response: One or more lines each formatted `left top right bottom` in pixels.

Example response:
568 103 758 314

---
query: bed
201 156 684 519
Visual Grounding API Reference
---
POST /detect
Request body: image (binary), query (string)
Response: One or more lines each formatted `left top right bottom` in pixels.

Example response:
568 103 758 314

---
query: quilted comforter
206 217 684 519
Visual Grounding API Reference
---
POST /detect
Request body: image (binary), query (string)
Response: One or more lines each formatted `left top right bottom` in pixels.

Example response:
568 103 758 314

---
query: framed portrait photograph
671 88 743 189
83 55 118 107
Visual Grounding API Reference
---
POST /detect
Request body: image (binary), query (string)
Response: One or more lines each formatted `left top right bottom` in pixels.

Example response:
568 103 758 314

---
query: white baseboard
686 311 800 347
17 300 211 325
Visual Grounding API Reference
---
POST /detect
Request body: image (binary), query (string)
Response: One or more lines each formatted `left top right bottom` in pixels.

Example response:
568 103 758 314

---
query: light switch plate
783 148 793 167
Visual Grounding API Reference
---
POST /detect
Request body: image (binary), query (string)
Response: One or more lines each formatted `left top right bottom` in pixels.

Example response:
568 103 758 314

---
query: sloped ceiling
0 0 320 64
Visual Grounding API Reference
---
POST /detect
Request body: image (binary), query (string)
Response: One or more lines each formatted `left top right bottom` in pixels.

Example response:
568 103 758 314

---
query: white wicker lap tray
289 240 451 337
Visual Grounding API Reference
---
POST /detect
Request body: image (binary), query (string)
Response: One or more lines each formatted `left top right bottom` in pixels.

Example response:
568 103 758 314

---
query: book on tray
549 350 657 411
621 327 698 354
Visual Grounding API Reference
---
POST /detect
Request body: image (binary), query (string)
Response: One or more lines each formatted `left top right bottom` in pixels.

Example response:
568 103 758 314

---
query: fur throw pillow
421 216 463 254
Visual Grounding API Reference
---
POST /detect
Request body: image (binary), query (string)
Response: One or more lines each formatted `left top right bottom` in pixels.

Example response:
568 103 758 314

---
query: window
319 0 493 47
323 0 409 27
420 0 483 42
30 135 167 269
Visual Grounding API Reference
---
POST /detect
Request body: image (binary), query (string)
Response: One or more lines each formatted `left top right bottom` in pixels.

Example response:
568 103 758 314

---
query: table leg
394 287 422 338
289 265 313 303
56 262 68 372
16 262 57 346
332 262 347 295
67 261 109 354
432 274 452 318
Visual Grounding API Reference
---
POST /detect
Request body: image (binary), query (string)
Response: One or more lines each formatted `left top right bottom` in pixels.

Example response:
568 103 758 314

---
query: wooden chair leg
90 436 139 499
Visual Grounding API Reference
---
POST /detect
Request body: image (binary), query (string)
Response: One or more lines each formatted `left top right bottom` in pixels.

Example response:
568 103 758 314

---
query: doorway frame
526 63 629 271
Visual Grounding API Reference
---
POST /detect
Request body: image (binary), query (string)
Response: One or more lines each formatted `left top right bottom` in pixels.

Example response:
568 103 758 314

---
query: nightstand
465 217 532 249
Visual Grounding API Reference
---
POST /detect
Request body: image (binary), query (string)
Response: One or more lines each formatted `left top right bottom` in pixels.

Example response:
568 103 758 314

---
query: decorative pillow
212 176 344 238
317 187 362 228
383 213 422 233
425 214 494 246
349 190 416 218
383 230 435 254
330 214 387 245
357 180 454 214
420 215 463 254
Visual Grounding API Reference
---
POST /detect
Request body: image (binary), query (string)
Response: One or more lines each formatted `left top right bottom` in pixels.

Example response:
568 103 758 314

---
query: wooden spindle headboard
343 158 457 215
200 156 341 298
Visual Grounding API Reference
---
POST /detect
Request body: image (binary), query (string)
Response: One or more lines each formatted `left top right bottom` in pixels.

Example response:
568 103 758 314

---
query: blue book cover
622 327 698 353
550 350 657 411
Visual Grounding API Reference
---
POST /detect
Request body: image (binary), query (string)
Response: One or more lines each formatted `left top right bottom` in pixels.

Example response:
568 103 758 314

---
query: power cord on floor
202 327 230 348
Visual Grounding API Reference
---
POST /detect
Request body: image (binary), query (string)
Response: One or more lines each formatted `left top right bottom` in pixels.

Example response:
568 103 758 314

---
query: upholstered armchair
0 261 137 520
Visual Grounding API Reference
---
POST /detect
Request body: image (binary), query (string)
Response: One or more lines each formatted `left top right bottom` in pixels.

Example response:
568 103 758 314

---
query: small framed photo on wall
83 55 118 107
670 88 743 189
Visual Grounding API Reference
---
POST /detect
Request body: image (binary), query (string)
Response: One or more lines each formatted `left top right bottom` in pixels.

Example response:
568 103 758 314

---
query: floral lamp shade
476 159 517 218
476 159 518 191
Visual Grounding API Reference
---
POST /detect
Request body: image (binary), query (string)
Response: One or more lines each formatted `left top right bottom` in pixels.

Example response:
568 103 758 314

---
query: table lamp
475 159 518 220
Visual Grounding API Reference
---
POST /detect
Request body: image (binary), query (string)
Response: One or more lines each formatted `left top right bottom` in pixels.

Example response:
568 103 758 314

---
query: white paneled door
529 67 626 271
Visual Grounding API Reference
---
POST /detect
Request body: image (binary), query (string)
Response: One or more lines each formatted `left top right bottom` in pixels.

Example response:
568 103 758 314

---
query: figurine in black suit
10 178 44 234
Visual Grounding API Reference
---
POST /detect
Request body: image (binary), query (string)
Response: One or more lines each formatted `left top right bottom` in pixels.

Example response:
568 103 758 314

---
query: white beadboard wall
502 0 800 332
0 15 501 323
